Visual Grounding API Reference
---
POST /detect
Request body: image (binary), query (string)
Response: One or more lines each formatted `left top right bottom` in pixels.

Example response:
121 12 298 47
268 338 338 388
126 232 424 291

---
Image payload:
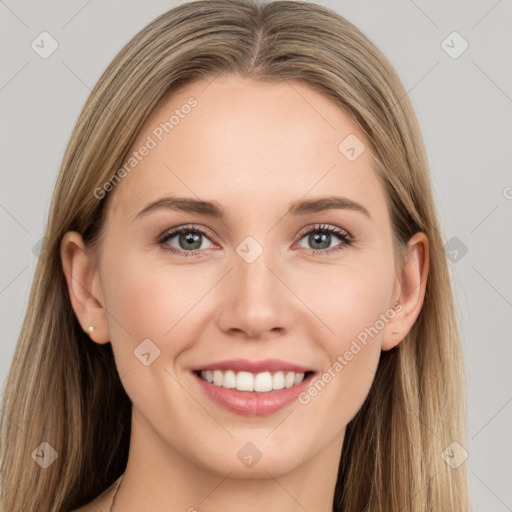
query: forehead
106 74 386 224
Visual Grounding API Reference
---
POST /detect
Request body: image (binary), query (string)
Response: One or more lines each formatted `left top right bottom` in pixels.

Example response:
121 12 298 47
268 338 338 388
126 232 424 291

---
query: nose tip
215 252 295 339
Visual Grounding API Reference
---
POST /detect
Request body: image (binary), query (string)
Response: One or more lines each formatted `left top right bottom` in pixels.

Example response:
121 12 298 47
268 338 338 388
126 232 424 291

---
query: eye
295 224 353 255
157 223 353 258
157 224 216 257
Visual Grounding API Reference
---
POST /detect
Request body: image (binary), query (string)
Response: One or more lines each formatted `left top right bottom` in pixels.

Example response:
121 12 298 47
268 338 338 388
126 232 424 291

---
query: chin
190 442 308 478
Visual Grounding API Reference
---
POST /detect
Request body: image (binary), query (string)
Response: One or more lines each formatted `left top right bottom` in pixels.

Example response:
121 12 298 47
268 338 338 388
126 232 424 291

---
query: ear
381 231 429 351
60 231 110 344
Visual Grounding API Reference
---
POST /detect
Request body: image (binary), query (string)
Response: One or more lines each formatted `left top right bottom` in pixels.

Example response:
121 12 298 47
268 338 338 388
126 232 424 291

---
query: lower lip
192 371 315 417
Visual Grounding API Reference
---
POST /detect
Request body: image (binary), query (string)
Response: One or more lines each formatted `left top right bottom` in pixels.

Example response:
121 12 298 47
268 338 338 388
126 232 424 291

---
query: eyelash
156 223 353 258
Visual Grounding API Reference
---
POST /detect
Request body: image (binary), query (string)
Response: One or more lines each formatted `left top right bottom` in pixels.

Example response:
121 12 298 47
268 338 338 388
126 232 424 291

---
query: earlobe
381 232 429 351
60 231 110 344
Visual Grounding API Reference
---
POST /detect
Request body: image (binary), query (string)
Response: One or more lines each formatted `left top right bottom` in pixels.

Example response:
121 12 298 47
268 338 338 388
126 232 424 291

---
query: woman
0 0 471 510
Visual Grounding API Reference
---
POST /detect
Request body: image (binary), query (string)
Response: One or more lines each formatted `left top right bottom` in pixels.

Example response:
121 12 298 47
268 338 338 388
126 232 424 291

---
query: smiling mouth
193 369 315 393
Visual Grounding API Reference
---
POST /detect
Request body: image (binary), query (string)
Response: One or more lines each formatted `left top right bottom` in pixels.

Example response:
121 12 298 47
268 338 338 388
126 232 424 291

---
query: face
75 75 409 478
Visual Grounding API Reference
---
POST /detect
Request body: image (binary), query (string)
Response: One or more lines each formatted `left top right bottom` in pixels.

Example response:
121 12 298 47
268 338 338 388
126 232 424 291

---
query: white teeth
237 371 254 391
294 372 304 385
272 371 285 390
213 370 223 386
223 370 237 388
199 369 307 392
284 371 295 388
254 371 273 392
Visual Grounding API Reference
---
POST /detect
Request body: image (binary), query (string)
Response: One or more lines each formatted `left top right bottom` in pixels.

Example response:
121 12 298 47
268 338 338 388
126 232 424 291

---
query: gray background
1 0 511 510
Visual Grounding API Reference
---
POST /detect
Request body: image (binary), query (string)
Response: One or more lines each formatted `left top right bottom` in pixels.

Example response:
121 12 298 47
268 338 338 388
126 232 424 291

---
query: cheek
293 253 395 347
103 249 212 338
100 253 209 420
298 341 381 444
296 288 386 441
293 259 393 418
100 249 225 386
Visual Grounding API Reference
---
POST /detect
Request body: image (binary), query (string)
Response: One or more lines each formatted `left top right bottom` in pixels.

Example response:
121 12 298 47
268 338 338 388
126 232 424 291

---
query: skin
62 74 428 512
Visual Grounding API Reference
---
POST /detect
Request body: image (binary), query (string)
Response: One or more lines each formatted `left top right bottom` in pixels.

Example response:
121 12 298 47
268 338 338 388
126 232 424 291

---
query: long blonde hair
0 1 470 510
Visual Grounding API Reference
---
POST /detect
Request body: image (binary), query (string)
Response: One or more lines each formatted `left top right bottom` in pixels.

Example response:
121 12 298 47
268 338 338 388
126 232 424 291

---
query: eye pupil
310 232 331 250
180 232 201 250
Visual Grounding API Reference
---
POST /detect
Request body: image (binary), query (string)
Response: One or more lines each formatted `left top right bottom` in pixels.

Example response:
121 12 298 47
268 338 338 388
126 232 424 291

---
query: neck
112 408 343 512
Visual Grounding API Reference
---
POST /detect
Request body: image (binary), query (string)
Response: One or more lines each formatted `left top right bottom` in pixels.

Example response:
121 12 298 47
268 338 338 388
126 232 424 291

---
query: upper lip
193 358 314 374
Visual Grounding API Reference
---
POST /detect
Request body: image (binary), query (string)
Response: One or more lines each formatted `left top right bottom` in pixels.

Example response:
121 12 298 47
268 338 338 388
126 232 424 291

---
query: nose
215 248 296 340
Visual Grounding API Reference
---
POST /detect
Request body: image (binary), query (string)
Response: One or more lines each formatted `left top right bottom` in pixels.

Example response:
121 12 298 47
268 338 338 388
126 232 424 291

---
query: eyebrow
133 195 371 221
